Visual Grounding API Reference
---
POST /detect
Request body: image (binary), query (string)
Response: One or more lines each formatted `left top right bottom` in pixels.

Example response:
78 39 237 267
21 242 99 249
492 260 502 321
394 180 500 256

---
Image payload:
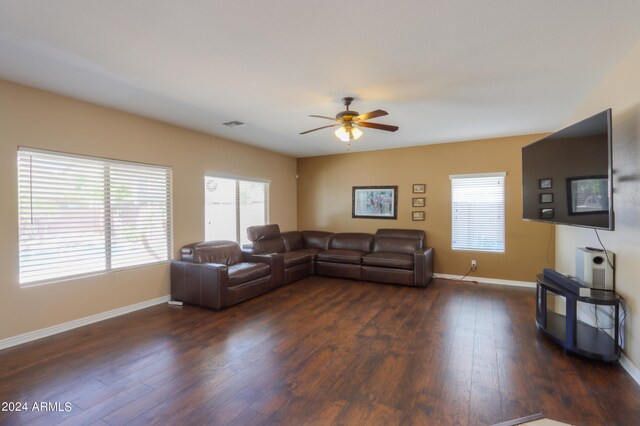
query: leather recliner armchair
170 240 283 310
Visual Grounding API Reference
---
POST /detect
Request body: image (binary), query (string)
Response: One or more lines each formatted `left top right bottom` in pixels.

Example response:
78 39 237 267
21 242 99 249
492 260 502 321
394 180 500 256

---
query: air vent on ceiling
222 120 247 127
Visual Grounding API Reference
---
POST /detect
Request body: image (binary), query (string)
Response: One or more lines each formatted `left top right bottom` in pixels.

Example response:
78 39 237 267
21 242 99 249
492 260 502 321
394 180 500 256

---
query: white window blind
204 176 269 245
450 172 505 253
18 148 172 285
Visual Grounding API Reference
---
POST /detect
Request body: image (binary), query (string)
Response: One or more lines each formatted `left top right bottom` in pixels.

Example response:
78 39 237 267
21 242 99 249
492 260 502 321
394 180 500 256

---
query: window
450 172 505 253
204 176 269 245
18 148 172 285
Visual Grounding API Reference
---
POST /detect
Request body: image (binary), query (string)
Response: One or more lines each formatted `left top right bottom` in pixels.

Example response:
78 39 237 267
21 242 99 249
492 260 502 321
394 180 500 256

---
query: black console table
536 274 621 361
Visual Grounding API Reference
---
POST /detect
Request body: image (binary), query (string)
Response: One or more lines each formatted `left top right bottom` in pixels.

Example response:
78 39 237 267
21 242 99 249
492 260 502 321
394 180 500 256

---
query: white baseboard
0 295 170 351
620 354 640 386
434 273 536 288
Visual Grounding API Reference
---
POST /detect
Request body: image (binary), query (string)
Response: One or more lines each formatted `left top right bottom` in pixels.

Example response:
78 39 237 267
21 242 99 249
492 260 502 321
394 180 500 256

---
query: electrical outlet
471 260 477 271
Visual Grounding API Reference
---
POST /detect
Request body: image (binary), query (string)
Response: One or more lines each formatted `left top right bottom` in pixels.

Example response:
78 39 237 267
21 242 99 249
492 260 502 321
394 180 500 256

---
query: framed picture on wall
412 197 425 207
412 211 425 221
540 193 554 203
352 186 398 219
539 178 552 189
412 184 426 193
540 208 554 219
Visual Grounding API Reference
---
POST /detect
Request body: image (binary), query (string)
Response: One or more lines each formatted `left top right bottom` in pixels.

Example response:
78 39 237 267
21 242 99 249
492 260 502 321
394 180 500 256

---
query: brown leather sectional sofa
171 225 434 310
250 225 434 287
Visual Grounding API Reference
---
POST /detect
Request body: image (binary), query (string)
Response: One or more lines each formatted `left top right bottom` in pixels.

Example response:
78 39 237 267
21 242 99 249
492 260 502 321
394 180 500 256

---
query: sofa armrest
414 247 435 288
179 242 201 262
170 260 229 310
242 252 285 289
242 252 282 265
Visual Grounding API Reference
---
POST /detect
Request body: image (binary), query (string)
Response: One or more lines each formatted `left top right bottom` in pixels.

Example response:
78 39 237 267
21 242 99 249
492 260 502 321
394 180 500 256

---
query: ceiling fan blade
309 115 338 121
300 124 340 135
355 109 388 121
357 121 399 132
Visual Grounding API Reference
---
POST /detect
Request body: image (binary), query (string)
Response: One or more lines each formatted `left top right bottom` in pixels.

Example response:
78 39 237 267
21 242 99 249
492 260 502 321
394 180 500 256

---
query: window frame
450 172 506 253
17 147 173 286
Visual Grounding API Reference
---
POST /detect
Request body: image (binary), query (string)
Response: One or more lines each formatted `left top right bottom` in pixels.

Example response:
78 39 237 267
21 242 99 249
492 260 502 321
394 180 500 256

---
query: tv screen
522 109 613 230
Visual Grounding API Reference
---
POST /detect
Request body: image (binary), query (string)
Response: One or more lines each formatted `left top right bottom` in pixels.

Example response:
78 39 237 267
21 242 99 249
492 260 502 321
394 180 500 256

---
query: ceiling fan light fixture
301 98 396 143
334 126 350 142
335 125 363 142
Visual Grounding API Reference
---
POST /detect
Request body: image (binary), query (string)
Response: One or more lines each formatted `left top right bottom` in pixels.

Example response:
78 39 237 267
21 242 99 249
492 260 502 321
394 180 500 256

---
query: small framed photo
540 208 554 219
412 211 425 221
540 193 553 203
412 197 425 207
412 184 426 193
539 178 552 189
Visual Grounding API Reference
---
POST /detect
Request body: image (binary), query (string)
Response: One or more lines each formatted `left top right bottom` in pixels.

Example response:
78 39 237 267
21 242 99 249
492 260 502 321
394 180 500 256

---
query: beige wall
557 40 640 369
0 80 297 340
297 135 555 282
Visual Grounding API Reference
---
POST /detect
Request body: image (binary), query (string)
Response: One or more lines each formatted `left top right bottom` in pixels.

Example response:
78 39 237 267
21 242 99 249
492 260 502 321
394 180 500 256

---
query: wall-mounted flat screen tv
522 109 613 230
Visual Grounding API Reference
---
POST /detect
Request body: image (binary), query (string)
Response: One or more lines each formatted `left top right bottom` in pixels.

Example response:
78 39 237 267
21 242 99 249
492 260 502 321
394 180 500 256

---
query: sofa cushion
373 236 422 256
317 249 366 265
302 231 333 250
283 251 312 268
228 262 271 286
254 238 286 254
362 252 414 270
376 228 426 241
247 224 280 241
246 224 286 254
193 241 243 265
282 231 304 252
329 233 374 253
288 248 322 261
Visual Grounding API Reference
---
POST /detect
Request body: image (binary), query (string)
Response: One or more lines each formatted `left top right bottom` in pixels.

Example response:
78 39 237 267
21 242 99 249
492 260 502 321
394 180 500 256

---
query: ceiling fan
300 97 399 142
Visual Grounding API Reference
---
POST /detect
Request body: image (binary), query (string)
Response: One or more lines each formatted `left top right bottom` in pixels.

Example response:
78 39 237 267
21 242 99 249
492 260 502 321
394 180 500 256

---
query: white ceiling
1 1 639 158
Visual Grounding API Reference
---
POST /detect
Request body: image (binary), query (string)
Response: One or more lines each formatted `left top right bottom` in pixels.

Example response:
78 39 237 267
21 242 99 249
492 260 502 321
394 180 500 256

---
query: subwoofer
575 247 614 291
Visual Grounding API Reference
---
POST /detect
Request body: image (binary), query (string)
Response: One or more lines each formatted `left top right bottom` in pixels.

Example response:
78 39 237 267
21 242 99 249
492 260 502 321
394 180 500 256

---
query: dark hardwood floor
1 277 639 425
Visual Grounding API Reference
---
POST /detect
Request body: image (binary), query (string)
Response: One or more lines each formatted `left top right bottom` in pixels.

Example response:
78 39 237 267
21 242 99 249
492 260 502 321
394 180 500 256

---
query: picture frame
540 193 554 204
412 197 425 207
539 178 552 189
352 186 398 219
540 208 554 219
412 211 425 221
567 176 608 215
412 184 426 193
